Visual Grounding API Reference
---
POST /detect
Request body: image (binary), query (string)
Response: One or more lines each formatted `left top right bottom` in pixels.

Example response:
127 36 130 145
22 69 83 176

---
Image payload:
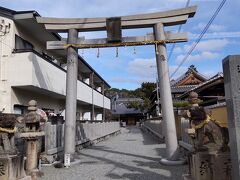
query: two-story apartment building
0 6 111 121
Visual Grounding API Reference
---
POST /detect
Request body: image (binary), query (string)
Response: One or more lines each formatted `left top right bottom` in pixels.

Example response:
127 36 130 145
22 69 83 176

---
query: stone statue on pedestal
185 92 229 153
184 92 231 180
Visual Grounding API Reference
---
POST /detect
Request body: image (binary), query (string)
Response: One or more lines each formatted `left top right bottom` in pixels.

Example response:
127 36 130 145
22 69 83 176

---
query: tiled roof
171 85 197 93
179 72 224 99
116 98 143 102
111 97 144 115
171 65 207 87
111 103 142 115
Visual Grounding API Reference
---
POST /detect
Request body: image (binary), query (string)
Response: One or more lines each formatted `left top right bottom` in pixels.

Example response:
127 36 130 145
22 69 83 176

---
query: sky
1 0 240 90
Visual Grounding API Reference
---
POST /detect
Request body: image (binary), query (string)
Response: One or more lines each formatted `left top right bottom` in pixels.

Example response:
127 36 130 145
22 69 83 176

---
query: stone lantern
17 100 45 180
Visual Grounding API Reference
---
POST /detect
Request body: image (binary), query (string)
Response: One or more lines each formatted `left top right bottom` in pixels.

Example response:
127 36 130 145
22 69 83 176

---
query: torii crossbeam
37 6 197 166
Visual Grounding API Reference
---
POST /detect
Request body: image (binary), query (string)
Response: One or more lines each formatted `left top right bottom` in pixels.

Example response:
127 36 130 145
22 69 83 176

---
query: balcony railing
10 49 110 109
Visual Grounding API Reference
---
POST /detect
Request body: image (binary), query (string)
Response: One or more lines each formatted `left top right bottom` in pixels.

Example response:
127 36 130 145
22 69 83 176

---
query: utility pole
150 65 161 116
156 76 161 116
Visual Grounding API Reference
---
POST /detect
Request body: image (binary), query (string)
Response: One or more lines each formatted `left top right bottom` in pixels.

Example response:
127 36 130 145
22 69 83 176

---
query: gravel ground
41 127 187 180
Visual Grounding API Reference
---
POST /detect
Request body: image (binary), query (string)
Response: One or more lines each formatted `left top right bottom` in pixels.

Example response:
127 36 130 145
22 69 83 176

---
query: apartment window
15 35 33 50
13 105 27 115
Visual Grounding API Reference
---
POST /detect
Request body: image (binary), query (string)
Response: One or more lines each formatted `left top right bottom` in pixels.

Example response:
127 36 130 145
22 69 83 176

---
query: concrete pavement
41 127 187 180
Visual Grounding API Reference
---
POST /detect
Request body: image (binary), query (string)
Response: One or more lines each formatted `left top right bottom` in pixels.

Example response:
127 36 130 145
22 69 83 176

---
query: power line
168 0 191 61
170 0 227 79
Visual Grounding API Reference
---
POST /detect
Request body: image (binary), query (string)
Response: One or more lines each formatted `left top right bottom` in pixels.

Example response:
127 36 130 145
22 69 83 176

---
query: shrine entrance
37 6 197 166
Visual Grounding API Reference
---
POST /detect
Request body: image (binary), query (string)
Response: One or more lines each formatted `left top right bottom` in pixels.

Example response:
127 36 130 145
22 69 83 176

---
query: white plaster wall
6 52 110 112
0 17 15 112
11 88 65 113
77 82 92 104
0 15 110 113
104 96 111 110
93 90 103 107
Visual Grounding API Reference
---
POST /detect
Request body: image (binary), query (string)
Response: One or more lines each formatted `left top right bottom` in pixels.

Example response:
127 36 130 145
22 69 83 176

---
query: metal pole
91 72 95 121
64 28 78 165
156 76 160 116
102 83 105 121
153 23 178 159
223 55 240 180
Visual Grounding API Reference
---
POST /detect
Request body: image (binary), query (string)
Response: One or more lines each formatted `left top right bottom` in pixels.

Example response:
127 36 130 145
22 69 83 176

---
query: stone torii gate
37 6 197 166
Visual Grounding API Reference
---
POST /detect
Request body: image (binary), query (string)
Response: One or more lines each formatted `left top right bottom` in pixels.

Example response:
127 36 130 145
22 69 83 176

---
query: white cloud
189 31 240 40
202 70 218 78
169 65 188 80
176 51 220 63
127 58 156 79
109 77 141 84
126 58 189 83
186 39 229 53
173 47 183 54
193 23 226 32
174 39 230 54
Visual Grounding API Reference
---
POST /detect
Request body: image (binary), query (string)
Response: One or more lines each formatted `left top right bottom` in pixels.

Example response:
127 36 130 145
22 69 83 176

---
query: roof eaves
78 56 111 88
179 72 224 99
0 6 16 19
1 6 110 88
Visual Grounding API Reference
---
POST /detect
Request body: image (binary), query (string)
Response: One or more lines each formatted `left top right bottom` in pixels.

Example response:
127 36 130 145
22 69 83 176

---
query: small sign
64 154 71 168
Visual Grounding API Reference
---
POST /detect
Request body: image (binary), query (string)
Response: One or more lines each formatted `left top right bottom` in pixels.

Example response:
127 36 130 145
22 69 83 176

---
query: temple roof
171 85 197 93
171 65 207 87
179 72 224 99
111 98 143 115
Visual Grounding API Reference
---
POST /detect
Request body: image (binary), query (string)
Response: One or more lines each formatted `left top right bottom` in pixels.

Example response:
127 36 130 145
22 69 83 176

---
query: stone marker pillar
223 55 240 180
64 28 78 166
153 23 178 160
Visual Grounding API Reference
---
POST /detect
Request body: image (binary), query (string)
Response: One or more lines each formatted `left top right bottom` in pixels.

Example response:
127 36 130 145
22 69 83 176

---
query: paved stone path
42 127 187 180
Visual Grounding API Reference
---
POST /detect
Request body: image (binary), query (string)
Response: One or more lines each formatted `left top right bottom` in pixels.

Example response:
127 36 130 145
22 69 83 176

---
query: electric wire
168 0 191 61
170 0 227 79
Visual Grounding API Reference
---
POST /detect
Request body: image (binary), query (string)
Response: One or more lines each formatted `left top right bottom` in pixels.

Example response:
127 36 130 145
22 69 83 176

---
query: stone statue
184 92 229 152
183 92 231 180
0 114 17 154
188 106 229 152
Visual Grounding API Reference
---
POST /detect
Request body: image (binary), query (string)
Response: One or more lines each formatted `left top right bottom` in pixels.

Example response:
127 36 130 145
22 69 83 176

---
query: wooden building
111 97 146 126
171 65 207 98
179 72 225 106
149 65 207 117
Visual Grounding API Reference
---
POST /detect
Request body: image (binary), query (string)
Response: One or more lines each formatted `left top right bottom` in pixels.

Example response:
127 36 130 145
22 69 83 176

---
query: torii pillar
64 28 78 167
154 23 180 163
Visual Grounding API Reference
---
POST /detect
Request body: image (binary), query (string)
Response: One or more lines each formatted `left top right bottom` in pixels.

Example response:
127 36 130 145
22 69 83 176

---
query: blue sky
2 0 240 90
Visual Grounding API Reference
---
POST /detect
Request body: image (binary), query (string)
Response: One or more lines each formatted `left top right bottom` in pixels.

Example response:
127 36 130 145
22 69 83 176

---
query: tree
106 82 156 112
128 82 156 112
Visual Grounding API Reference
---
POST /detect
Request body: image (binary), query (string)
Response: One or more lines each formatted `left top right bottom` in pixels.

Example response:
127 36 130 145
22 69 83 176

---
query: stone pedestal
0 155 31 180
187 152 231 180
16 131 44 180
